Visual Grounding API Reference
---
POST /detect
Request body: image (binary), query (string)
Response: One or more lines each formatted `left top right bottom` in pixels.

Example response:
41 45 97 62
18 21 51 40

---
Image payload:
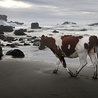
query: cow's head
39 35 47 50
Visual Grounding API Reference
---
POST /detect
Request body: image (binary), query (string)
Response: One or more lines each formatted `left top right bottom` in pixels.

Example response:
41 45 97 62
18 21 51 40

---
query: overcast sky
0 0 98 26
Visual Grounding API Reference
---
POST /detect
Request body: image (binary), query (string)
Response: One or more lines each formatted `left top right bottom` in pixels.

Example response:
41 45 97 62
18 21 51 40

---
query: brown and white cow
39 35 98 79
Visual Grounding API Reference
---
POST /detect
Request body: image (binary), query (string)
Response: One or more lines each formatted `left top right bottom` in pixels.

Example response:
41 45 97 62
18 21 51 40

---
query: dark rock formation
52 30 59 33
6 43 17 48
62 21 76 25
0 31 4 35
0 35 5 40
24 43 30 46
27 36 37 41
6 49 25 58
0 35 17 42
31 22 41 29
31 38 40 46
0 25 13 32
4 36 17 42
88 23 98 26
0 15 7 21
0 46 3 59
14 29 26 36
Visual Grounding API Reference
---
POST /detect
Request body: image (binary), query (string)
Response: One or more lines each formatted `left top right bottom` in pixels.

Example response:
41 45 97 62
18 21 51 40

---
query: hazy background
0 0 98 26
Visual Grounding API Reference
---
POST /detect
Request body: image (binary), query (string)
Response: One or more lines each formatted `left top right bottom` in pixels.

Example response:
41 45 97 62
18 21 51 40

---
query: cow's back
61 35 82 57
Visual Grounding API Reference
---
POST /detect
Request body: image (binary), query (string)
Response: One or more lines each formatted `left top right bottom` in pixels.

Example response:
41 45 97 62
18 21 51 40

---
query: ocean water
1 23 98 68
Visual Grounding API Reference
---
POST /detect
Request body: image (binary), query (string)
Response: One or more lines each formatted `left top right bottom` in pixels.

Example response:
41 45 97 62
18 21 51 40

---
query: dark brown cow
39 35 98 79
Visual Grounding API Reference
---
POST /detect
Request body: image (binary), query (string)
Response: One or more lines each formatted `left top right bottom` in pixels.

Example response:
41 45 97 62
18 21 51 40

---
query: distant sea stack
0 15 7 21
31 22 41 29
0 14 13 32
62 21 77 25
88 22 98 26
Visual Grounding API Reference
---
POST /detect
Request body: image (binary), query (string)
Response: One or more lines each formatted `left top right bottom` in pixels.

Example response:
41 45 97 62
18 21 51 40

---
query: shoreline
0 59 98 98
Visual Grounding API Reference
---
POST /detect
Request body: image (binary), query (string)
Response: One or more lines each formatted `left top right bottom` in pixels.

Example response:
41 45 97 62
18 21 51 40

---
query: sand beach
0 59 98 98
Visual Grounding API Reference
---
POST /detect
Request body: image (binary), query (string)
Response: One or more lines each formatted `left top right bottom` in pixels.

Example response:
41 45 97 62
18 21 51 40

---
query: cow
39 35 98 79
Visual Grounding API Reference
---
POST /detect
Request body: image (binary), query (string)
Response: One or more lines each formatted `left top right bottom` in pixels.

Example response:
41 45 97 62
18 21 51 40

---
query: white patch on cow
75 36 89 53
68 44 70 49
54 36 62 50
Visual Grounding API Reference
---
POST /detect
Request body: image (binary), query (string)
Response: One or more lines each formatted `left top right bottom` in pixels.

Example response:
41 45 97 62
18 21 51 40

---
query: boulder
4 36 17 42
62 21 76 25
6 49 25 58
88 23 98 26
0 46 3 59
0 31 4 35
24 43 30 46
0 34 5 40
32 38 40 46
6 43 17 48
0 25 13 32
52 30 59 33
31 22 41 29
0 15 7 21
14 29 26 36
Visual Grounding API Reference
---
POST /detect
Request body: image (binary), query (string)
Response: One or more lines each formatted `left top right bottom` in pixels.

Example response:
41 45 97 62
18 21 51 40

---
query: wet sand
0 60 98 98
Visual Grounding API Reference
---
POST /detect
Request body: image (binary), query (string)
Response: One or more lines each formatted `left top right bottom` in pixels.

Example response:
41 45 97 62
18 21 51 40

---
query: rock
48 34 53 36
14 29 26 36
0 15 7 21
6 49 25 58
52 30 59 33
0 46 3 59
0 31 4 35
32 38 40 46
24 43 30 46
4 36 17 42
0 35 17 42
79 28 87 31
0 25 13 32
19 38 24 41
62 21 76 25
31 22 41 29
88 23 98 26
6 43 17 48
27 36 37 41
33 41 40 46
0 35 5 40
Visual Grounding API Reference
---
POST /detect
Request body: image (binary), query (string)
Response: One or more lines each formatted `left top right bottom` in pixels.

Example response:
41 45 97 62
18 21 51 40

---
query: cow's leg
53 59 60 74
53 56 74 76
75 52 87 77
89 49 98 79
61 56 74 77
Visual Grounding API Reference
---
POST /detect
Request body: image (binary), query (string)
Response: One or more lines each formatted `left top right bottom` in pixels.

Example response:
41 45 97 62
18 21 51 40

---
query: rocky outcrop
0 15 13 32
0 15 7 21
0 31 4 35
6 49 25 58
14 29 26 36
0 47 3 59
52 30 59 33
31 22 41 29
62 21 76 25
88 23 98 26
0 25 13 32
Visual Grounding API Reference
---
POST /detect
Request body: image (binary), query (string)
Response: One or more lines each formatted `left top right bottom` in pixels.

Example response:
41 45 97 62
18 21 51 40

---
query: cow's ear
42 35 45 37
42 35 47 39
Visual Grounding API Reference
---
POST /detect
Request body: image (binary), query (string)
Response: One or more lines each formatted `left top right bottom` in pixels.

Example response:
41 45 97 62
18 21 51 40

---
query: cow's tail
96 38 98 58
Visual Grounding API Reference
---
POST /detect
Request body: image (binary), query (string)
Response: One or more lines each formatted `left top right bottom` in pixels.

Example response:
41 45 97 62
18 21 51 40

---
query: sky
0 0 98 26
